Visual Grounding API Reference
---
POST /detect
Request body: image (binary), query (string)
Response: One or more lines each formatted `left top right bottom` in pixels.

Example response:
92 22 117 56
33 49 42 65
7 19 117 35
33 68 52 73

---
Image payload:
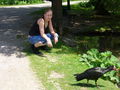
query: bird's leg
95 80 99 88
87 79 89 83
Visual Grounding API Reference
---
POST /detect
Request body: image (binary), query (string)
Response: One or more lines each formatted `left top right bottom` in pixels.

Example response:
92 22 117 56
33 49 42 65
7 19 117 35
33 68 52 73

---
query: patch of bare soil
44 54 58 62
49 71 64 79
48 71 64 90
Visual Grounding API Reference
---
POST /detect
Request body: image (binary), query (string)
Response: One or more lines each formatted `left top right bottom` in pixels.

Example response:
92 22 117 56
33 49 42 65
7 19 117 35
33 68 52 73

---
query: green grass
24 41 119 90
68 2 94 16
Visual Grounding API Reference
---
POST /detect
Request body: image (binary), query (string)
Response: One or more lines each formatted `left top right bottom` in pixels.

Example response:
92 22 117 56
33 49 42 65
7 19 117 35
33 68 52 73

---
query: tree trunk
51 0 63 35
67 0 71 10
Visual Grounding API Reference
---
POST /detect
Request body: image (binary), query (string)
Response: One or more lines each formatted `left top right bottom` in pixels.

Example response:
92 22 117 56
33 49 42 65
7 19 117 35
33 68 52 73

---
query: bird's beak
113 66 117 71
114 68 120 71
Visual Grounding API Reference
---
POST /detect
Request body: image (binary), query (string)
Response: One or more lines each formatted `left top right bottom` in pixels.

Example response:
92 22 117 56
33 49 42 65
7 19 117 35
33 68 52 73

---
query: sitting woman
28 8 59 55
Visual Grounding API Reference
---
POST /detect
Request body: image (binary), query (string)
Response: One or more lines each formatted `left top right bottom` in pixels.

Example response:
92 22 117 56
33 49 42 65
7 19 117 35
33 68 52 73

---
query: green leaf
110 77 117 80
100 64 105 67
82 54 88 58
116 62 120 67
110 55 119 62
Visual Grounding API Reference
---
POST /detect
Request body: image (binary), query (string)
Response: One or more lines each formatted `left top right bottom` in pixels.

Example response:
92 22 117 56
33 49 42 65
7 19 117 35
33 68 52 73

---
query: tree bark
51 0 63 35
67 0 71 10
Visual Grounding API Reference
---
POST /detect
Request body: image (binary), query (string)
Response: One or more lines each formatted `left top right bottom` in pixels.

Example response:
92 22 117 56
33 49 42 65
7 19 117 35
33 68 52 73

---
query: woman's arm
37 19 53 47
49 20 58 44
49 20 56 35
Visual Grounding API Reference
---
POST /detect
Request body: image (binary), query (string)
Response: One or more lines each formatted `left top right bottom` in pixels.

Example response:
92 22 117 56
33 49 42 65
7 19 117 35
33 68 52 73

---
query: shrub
79 48 120 83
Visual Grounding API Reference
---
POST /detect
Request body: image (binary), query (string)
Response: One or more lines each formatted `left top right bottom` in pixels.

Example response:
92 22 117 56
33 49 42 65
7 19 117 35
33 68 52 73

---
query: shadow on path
0 7 48 57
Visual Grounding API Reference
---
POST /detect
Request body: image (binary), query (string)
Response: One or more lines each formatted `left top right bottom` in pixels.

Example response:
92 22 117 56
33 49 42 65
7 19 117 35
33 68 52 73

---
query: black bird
74 66 116 87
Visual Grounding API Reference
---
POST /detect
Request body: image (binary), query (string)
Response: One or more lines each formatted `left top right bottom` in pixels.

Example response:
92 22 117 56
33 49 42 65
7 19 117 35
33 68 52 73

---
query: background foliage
88 0 120 14
0 0 43 5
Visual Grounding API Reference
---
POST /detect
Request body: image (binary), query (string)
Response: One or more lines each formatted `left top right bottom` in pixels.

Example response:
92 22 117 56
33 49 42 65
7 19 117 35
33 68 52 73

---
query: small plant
79 48 120 84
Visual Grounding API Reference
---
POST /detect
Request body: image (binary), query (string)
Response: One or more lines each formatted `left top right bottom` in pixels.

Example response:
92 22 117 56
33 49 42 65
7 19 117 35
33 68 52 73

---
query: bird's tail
74 73 86 81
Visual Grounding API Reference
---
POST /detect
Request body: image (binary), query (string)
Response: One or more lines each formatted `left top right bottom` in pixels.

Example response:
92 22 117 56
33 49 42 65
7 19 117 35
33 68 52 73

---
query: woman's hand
54 37 58 44
54 33 58 44
47 39 53 48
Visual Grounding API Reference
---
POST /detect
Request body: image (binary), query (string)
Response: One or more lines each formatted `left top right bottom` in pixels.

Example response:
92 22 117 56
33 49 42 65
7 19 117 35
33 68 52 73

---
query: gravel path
0 2 52 90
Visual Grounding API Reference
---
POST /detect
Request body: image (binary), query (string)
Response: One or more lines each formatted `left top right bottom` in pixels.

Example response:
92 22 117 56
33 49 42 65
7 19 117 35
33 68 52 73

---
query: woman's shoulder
37 18 44 25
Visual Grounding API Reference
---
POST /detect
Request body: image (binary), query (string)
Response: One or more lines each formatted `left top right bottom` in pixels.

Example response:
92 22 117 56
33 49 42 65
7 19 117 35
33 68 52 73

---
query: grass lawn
25 41 119 90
